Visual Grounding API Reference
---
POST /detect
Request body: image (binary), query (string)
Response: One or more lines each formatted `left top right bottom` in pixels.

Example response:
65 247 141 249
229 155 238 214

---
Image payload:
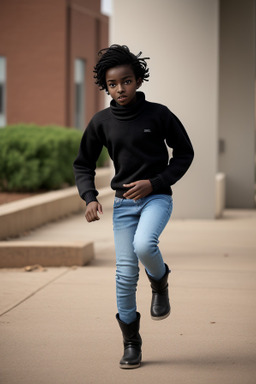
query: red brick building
0 0 109 129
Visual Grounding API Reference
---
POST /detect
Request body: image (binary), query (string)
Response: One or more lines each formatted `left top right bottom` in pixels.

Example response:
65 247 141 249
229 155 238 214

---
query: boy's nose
117 84 124 93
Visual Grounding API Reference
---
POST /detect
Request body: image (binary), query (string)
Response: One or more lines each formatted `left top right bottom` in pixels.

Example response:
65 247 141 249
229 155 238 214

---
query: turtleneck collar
110 92 146 120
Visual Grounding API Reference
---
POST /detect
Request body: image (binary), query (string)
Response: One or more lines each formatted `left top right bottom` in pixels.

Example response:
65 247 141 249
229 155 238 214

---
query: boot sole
120 362 141 369
120 354 142 369
151 310 170 321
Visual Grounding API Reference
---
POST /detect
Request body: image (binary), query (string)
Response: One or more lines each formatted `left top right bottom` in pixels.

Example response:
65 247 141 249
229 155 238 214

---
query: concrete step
0 241 94 268
0 167 112 240
0 167 114 268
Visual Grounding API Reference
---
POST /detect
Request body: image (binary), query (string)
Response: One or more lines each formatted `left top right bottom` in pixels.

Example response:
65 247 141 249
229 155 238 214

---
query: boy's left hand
123 180 153 200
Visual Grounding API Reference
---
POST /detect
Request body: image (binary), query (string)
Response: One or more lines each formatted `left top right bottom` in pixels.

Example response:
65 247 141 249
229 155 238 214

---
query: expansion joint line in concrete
0 268 71 317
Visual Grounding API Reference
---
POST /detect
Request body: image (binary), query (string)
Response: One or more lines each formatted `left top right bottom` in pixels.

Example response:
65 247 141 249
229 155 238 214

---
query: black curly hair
93 44 150 92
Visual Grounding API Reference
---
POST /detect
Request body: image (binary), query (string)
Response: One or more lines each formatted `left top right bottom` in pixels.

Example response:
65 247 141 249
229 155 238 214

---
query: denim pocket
113 197 124 208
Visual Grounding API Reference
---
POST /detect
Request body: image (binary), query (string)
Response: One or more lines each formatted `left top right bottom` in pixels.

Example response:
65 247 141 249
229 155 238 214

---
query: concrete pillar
111 0 219 218
218 0 256 208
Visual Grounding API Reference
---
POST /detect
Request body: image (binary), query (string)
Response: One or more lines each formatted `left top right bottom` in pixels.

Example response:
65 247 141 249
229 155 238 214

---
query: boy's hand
123 180 153 200
85 201 103 222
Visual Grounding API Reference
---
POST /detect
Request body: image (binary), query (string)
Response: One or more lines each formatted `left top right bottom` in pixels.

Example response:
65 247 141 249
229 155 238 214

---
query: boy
73 44 194 369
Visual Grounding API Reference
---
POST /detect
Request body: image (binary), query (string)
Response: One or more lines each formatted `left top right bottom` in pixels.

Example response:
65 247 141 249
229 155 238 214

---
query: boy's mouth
117 95 127 101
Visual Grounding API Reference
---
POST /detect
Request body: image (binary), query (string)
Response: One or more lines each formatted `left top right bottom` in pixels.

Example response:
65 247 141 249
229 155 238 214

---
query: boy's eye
124 80 132 85
108 83 116 88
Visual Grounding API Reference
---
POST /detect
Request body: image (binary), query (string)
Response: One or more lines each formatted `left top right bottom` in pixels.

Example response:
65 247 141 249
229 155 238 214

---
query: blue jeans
113 194 173 324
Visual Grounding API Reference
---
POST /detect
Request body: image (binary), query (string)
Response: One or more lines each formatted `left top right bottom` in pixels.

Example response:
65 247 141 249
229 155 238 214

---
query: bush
0 124 109 192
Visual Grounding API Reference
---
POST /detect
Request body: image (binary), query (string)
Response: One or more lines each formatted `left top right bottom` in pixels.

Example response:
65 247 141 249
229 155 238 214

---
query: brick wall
0 0 108 127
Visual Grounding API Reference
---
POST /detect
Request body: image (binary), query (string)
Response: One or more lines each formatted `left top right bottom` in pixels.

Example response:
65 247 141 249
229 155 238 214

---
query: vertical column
218 0 255 208
111 0 219 218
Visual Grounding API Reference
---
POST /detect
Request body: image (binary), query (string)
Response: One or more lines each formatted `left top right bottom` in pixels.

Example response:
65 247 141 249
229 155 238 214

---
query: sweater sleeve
73 119 103 204
150 108 194 191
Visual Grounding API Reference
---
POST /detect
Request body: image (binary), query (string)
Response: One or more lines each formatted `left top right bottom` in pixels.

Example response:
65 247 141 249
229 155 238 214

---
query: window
0 57 6 128
101 0 112 16
74 59 85 129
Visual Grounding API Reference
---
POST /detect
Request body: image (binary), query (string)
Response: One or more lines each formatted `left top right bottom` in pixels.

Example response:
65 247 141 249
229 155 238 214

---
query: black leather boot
116 312 142 369
146 264 171 320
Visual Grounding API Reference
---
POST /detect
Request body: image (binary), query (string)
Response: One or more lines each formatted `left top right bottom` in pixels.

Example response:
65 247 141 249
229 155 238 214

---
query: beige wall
110 0 219 218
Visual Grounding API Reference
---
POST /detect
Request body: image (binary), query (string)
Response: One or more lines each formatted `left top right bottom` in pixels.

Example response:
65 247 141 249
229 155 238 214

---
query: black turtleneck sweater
73 92 194 204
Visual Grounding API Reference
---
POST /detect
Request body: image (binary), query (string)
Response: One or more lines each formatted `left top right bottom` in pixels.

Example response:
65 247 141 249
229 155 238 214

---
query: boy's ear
136 78 142 89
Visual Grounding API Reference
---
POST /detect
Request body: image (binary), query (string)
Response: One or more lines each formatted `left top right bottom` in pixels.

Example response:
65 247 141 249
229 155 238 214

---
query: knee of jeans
116 271 139 291
133 237 157 261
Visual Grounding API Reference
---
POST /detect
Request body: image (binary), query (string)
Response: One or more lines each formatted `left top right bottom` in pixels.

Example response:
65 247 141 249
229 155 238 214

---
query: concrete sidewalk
0 206 256 384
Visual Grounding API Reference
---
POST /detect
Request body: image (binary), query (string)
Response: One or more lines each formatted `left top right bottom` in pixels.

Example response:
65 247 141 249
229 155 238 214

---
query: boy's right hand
85 201 103 222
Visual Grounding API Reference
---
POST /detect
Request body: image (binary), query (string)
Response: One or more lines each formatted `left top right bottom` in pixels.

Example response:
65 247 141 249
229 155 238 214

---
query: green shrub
0 124 109 192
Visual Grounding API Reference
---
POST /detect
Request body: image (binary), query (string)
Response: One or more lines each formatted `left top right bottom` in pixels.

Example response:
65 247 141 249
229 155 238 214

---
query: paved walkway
0 205 256 384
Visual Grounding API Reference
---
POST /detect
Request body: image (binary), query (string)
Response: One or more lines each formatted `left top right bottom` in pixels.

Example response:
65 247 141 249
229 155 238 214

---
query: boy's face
105 64 142 106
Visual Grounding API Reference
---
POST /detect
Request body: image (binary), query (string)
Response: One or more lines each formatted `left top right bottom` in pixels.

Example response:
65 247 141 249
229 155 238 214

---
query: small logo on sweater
144 129 151 133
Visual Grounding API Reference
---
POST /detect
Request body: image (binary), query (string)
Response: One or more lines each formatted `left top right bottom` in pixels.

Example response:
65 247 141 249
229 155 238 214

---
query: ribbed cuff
149 176 163 192
83 191 98 205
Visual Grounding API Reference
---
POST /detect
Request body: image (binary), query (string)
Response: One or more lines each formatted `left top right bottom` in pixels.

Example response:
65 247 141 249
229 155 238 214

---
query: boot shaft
146 264 170 293
116 312 142 347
